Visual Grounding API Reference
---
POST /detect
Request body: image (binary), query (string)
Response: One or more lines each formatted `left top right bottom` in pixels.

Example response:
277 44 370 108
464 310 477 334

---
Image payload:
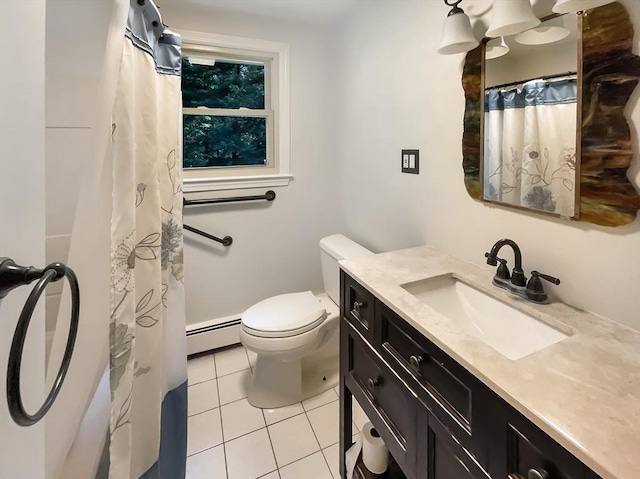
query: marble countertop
340 245 640 479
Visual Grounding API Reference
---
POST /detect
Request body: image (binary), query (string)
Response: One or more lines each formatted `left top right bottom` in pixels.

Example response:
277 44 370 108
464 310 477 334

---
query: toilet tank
319 234 374 304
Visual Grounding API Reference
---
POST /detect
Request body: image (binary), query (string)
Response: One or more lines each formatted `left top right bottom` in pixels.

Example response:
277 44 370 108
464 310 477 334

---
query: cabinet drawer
377 301 494 469
507 410 584 479
378 302 471 427
345 322 417 478
342 272 375 342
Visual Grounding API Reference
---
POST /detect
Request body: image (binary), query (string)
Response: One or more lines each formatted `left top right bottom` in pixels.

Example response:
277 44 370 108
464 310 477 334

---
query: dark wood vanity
339 271 602 479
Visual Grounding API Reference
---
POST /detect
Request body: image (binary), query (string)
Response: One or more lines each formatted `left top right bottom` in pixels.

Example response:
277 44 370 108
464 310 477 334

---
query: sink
401 275 569 360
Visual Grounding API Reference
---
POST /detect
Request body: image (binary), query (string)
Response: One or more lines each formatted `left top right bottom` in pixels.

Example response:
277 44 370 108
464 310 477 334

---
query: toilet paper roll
362 422 388 474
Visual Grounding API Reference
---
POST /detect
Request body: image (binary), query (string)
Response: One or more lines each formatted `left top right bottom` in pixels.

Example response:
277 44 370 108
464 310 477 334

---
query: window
182 58 268 169
180 31 291 192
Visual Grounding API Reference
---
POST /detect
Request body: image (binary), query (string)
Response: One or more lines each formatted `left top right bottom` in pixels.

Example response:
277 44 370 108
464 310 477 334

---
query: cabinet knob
367 378 379 390
409 355 423 370
528 469 549 479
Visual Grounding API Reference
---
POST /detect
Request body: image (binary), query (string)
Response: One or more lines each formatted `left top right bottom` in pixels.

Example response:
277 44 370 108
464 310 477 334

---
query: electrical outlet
401 149 419 174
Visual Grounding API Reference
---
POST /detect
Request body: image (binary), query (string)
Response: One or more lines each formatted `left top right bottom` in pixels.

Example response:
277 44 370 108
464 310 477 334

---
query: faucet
484 238 526 286
484 239 560 304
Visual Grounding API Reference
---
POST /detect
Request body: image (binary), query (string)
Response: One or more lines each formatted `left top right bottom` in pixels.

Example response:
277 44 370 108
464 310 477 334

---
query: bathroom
0 0 638 478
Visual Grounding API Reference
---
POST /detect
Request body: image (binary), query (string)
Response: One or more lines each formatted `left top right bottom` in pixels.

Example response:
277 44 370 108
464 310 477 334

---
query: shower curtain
483 78 577 217
109 1 187 478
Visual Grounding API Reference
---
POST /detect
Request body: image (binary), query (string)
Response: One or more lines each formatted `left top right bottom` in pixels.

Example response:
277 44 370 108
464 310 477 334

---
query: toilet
240 234 373 409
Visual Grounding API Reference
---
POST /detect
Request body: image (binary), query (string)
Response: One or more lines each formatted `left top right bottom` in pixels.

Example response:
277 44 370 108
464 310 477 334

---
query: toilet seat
242 291 330 339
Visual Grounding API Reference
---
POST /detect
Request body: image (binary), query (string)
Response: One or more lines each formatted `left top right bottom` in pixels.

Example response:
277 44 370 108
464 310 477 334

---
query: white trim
183 174 292 192
179 30 291 193
183 108 271 118
180 30 289 56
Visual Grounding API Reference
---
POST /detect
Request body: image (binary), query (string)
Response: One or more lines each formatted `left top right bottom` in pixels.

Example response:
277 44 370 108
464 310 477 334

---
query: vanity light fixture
486 0 541 38
552 0 614 14
437 0 479 55
485 37 509 60
515 25 571 45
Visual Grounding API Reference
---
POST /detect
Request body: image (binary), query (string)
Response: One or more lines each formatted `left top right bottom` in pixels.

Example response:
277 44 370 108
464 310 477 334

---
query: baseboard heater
186 316 241 355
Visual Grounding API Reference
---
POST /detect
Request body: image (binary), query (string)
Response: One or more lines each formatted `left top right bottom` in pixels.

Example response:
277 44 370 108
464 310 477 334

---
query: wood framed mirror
462 1 640 227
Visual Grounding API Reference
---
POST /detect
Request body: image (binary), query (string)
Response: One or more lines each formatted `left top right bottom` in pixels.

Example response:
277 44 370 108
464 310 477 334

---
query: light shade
515 25 570 45
552 0 613 13
486 0 541 38
437 9 479 55
485 37 510 59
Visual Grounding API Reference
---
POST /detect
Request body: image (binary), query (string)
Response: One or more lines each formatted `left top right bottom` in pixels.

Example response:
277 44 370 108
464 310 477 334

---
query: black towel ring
0 258 80 427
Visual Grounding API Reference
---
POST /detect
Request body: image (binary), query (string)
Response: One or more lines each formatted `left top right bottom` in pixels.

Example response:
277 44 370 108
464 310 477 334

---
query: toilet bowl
240 234 373 409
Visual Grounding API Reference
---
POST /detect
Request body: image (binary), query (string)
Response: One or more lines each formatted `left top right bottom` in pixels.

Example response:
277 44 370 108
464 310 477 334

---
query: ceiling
169 0 363 25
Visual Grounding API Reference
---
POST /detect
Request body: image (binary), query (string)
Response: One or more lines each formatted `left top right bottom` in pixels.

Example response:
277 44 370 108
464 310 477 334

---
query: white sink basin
401 275 569 360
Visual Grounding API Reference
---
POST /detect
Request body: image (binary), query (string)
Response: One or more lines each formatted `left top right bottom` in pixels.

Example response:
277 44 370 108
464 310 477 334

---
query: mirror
462 1 640 226
483 14 578 218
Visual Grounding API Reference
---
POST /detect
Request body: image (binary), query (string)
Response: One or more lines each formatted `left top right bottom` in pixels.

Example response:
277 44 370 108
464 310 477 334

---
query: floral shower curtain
110 1 187 478
483 78 578 217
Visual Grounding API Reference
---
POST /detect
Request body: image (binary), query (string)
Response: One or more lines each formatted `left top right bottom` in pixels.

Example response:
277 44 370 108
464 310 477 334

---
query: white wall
44 1 127 476
44 0 115 344
0 1 46 477
160 4 345 326
334 0 640 330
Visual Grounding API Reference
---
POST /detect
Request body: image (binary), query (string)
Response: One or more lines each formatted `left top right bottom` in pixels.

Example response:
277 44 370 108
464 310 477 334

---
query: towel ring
1 259 80 426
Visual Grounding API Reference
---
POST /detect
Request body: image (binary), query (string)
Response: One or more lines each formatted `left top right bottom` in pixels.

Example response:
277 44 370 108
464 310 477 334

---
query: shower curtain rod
487 71 577 91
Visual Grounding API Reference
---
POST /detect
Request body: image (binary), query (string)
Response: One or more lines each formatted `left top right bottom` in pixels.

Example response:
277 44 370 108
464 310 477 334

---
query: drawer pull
351 301 366 320
528 469 549 479
367 378 379 390
409 355 423 371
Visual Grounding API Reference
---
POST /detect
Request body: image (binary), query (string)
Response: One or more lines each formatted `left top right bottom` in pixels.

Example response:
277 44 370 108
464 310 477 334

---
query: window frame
179 30 291 192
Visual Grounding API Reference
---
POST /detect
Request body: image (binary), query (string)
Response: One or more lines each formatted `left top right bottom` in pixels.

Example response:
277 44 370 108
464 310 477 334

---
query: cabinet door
417 404 490 479
506 410 584 479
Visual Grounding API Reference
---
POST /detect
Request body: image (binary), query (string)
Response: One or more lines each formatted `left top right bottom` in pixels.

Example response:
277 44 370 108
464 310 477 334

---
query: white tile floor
186 344 365 479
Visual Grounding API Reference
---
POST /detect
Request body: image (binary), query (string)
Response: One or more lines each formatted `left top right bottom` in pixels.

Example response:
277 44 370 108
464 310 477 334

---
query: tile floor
186 344 369 479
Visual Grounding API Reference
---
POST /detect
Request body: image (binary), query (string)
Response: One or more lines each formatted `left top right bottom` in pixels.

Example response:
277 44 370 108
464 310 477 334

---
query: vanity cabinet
339 271 601 479
417 404 490 479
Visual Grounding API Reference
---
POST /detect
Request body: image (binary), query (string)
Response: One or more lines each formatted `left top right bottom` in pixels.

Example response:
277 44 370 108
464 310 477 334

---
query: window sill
182 174 293 192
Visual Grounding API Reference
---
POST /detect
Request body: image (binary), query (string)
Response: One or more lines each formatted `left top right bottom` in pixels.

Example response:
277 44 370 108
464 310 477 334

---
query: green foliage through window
183 115 267 168
182 56 268 168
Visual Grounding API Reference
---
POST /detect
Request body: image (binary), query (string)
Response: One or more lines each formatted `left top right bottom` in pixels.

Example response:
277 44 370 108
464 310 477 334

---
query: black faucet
484 238 526 286
484 239 560 304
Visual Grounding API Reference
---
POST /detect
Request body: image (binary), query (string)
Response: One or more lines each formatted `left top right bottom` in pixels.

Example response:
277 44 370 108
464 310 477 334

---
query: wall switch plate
402 149 419 174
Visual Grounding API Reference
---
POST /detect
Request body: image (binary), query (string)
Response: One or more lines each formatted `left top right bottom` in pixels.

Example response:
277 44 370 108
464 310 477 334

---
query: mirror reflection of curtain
483 78 577 217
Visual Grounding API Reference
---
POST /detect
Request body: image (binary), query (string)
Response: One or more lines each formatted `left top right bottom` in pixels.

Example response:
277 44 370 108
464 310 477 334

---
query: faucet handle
526 271 560 303
533 271 560 285
495 258 511 280
484 251 497 266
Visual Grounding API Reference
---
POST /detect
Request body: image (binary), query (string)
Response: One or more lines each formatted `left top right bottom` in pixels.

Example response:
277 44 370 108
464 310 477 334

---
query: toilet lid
242 291 328 338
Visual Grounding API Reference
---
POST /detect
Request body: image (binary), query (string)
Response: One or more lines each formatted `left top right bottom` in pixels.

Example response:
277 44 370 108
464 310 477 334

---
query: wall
160 3 346 327
0 1 46 477
45 0 115 346
334 0 640 330
44 1 128 476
